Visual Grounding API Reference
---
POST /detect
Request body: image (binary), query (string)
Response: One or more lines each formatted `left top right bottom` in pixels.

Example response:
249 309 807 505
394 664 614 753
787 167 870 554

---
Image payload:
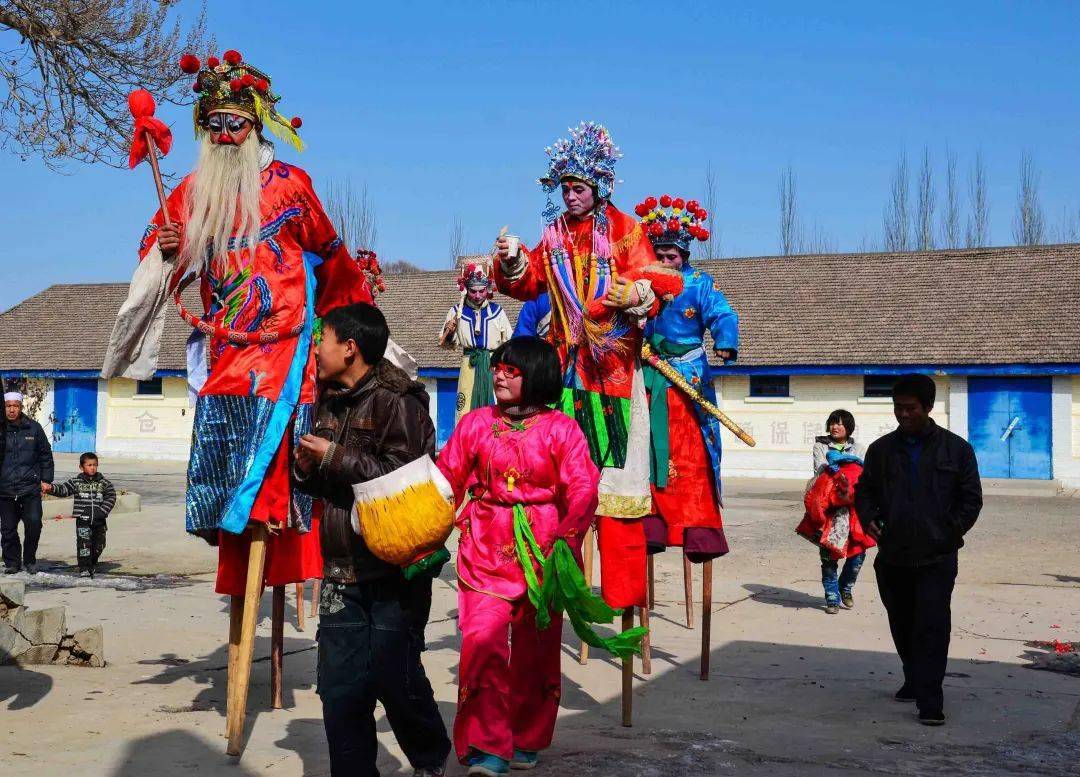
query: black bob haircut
891 373 936 409
491 336 563 407
79 452 98 466
825 409 855 436
322 303 389 366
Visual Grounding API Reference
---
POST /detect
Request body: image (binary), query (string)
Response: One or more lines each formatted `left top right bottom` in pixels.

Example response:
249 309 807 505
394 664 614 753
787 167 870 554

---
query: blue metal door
968 377 1052 479
436 378 458 449
52 379 98 453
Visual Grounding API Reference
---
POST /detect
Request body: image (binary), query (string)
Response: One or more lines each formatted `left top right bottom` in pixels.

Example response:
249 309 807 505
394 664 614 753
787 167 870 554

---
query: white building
2 244 1078 486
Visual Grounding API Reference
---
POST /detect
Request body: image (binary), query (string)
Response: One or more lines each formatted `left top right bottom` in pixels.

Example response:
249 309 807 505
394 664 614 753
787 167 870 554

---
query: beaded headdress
457 261 494 298
178 49 304 152
635 195 711 255
539 121 621 224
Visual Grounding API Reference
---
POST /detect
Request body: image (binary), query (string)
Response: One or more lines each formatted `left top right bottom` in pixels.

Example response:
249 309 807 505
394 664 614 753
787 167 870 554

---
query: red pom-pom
697 228 710 241
178 54 201 74
207 56 221 69
645 196 658 209
696 208 708 221
659 194 673 207
290 116 303 129
192 80 202 93
648 223 664 237
255 78 269 94
673 197 685 210
224 49 243 65
687 199 700 211
634 202 649 217
127 89 156 118
229 78 244 92
667 219 681 232
241 73 255 87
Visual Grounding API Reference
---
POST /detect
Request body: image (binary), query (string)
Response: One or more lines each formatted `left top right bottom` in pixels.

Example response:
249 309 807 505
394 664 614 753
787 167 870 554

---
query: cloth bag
351 455 454 578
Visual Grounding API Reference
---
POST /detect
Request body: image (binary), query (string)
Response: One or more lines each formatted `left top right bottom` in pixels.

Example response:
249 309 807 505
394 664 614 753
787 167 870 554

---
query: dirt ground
1 454 1077 776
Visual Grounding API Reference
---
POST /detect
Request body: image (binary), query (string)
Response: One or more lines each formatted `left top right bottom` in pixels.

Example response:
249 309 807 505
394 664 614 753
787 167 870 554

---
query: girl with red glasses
437 337 603 776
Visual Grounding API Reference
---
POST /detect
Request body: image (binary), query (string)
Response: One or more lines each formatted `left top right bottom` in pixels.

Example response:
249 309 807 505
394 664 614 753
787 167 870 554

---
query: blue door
968 377 1052 479
436 378 458 449
52 379 98 453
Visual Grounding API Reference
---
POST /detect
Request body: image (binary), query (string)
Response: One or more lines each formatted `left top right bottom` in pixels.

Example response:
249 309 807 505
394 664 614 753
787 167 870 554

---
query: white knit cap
3 392 23 403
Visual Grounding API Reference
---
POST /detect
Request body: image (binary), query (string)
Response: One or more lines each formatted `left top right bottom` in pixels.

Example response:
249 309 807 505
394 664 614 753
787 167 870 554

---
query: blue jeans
821 549 865 605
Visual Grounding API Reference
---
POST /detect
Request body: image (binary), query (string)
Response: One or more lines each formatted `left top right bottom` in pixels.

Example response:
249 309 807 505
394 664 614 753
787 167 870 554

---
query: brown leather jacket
296 358 435 583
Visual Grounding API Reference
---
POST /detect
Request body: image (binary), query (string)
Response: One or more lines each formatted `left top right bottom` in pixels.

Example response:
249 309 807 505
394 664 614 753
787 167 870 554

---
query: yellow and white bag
351 455 454 578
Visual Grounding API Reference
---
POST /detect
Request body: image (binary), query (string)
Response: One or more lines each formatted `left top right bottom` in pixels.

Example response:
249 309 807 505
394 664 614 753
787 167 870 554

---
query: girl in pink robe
437 337 599 775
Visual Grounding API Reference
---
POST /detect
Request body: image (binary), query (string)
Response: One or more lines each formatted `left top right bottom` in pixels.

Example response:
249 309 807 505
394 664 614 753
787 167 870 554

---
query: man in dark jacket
1 391 54 574
295 303 450 777
855 374 982 727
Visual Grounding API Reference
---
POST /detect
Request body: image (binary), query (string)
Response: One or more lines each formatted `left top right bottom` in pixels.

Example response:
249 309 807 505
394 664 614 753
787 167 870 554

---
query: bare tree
1055 206 1080 243
800 221 835 254
965 150 989 248
449 216 466 267
695 161 721 260
940 145 961 248
883 150 910 252
381 259 423 274
778 163 798 256
324 178 378 252
0 1 211 170
915 147 935 250
1012 151 1045 246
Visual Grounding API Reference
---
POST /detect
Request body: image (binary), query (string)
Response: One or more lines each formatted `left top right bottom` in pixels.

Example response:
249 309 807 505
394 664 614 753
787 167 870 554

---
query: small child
44 452 116 578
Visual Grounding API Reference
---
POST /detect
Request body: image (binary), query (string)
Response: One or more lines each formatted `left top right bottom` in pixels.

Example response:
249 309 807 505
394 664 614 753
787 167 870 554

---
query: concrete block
71 626 104 664
21 606 65 647
16 644 59 665
0 580 25 608
0 618 30 663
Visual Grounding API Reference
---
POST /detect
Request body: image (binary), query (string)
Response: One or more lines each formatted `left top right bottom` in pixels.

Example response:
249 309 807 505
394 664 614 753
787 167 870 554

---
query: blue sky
3 1 1079 311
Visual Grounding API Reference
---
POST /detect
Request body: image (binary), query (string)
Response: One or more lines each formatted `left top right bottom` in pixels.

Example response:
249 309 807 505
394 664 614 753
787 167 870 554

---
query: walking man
1 391 54 574
854 374 982 726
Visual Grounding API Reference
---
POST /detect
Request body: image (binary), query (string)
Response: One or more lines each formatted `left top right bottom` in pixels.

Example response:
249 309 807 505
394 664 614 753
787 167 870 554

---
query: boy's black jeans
317 574 450 777
76 517 107 572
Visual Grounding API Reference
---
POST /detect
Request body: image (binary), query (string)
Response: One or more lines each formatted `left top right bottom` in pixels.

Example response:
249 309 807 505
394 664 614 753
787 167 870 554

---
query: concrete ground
1 454 1077 776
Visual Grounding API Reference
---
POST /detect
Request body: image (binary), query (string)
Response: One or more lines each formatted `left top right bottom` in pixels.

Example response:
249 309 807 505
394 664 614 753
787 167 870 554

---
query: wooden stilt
295 582 305 631
311 579 321 618
639 605 652 675
700 560 713 681
579 527 594 665
226 523 268 756
621 609 634 727
225 595 242 737
683 552 695 629
271 585 285 709
647 555 655 610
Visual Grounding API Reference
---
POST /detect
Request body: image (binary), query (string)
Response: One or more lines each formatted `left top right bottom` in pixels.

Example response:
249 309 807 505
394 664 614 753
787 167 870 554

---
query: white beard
180 133 262 275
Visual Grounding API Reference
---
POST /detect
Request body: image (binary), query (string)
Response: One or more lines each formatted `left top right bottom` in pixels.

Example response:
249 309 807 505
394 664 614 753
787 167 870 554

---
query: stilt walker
493 122 683 724
634 194 752 680
103 48 374 756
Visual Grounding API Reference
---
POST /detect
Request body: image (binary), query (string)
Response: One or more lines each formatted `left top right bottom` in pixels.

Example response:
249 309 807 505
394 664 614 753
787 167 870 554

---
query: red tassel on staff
127 89 174 226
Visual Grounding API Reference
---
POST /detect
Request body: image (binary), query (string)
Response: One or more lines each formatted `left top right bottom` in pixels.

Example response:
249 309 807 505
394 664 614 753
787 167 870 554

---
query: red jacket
796 462 876 559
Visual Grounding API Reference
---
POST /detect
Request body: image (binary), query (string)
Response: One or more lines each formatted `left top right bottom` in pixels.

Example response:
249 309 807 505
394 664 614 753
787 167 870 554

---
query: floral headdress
355 249 385 298
178 49 304 152
635 194 711 255
457 261 494 298
539 121 621 225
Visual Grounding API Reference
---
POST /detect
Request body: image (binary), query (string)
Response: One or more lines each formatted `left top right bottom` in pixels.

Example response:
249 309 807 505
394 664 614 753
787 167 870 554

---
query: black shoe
24 563 37 575
894 685 917 703
918 709 946 726
3 566 19 575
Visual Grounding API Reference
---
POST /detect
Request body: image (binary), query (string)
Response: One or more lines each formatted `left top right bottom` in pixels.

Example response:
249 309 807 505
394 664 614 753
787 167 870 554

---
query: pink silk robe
436 406 600 601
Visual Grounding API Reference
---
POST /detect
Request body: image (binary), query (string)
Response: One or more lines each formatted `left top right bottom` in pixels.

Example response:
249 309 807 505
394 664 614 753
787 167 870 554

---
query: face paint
206 112 254 145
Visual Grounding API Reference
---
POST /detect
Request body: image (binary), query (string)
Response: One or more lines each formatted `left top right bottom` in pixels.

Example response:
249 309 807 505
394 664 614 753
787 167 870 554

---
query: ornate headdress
456 260 494 298
178 49 304 152
539 121 621 223
355 249 386 298
635 195 711 255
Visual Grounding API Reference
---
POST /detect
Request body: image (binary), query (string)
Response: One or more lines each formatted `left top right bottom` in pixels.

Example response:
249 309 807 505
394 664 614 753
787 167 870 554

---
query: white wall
1052 375 1080 488
97 377 194 460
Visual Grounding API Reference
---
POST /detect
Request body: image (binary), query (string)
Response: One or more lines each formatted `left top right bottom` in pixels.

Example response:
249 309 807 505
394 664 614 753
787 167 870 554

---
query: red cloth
215 516 322 597
597 515 647 608
455 587 563 762
650 388 722 546
796 462 876 560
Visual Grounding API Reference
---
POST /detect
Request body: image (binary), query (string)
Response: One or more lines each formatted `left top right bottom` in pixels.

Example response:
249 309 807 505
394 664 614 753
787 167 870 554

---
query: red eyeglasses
492 363 522 378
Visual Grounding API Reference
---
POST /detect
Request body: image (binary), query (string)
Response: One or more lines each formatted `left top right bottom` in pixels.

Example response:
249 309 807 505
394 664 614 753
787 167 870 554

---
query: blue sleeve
513 298 538 338
700 278 739 359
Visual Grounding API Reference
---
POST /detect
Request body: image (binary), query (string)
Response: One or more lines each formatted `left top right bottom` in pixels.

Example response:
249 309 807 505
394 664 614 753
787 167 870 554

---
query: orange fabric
650 388 722 546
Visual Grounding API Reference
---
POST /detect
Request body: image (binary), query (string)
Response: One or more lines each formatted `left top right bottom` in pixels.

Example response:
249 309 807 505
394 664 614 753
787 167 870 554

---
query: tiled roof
2 243 1078 373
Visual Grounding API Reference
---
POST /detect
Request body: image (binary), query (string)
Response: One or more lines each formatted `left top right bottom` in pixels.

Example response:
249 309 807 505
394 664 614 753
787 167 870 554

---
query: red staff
127 89 174 226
